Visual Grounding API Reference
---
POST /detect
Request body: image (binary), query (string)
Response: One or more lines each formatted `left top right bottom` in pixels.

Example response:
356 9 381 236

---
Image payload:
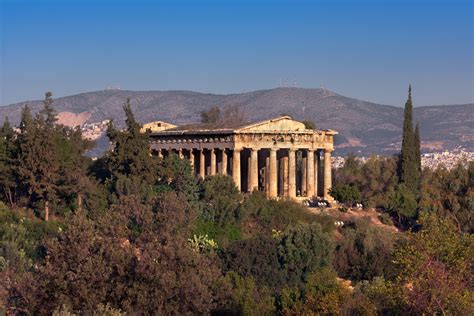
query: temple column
249 148 259 192
323 149 333 200
307 150 315 197
283 155 289 196
189 149 195 172
288 148 296 198
221 149 228 175
210 149 217 176
301 153 307 196
315 150 320 197
199 149 206 178
269 148 278 198
265 156 270 194
178 149 184 159
232 149 241 191
157 149 163 159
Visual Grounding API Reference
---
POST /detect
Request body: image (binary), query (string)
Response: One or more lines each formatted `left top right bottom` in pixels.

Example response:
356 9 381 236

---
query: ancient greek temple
147 116 337 201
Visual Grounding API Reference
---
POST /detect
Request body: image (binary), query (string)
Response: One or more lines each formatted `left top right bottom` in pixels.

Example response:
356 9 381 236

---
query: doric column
265 156 270 194
283 155 289 196
249 148 259 192
323 149 333 200
199 149 206 178
307 150 315 197
269 148 278 198
221 149 228 175
288 148 296 198
301 154 307 196
315 151 320 197
210 149 216 176
189 149 195 172
232 149 241 191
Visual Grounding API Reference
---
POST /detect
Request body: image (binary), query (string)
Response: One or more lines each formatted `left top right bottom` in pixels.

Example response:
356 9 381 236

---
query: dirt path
309 206 401 233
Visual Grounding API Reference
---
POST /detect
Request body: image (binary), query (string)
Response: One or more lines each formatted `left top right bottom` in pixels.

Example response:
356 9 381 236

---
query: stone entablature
148 116 337 201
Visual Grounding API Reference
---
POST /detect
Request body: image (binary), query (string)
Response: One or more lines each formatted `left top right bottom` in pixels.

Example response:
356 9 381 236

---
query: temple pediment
236 116 306 132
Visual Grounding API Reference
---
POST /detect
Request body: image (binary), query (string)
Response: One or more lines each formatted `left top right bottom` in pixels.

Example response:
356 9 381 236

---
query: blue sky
1 0 472 106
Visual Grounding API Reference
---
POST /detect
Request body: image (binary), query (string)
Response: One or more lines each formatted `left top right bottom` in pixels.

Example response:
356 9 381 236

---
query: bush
330 184 361 205
240 191 317 234
378 213 394 226
384 183 418 227
200 174 241 226
333 219 397 281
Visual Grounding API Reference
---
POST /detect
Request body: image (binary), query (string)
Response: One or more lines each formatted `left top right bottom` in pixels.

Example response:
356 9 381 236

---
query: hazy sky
1 0 472 107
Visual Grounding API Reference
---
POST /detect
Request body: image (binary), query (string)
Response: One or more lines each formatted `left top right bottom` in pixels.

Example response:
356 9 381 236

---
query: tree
329 184 361 205
201 106 221 123
17 94 61 221
12 194 223 314
398 85 420 195
393 212 474 315
302 120 316 130
333 219 397 281
384 184 418 226
105 99 160 199
414 122 422 192
420 161 473 233
0 118 17 206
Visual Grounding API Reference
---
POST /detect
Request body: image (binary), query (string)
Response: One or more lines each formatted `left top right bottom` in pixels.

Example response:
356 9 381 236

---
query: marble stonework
148 116 337 201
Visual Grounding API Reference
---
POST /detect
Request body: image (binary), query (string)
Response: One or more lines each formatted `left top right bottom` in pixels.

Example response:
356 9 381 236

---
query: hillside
1 88 473 155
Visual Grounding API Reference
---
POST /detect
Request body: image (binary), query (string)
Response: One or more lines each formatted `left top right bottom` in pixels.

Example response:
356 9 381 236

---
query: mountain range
1 88 473 155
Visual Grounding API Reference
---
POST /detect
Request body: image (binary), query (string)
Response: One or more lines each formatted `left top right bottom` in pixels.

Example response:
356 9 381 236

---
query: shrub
333 219 397 281
378 213 394 226
330 184 361 205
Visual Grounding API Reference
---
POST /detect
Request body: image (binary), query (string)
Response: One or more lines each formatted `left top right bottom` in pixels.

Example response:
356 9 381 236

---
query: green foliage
420 161 473 233
105 99 161 200
12 194 222 314
393 212 474 315
399 85 421 196
329 183 361 205
334 155 398 208
278 223 334 286
333 219 398 281
384 183 418 225
279 268 354 315
188 234 218 253
200 174 241 226
0 203 60 273
302 120 316 130
378 212 394 226
223 272 276 315
201 106 221 123
355 277 406 315
240 191 318 233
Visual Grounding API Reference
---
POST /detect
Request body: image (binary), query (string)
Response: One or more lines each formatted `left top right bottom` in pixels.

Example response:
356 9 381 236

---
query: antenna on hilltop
320 81 325 89
294 78 297 88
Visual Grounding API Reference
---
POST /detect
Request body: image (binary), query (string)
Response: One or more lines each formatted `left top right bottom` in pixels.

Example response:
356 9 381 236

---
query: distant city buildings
332 148 473 170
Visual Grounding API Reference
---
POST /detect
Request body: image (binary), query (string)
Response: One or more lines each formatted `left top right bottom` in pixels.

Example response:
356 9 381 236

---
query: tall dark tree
0 117 17 206
106 99 160 198
398 86 420 194
414 122 422 191
17 94 61 221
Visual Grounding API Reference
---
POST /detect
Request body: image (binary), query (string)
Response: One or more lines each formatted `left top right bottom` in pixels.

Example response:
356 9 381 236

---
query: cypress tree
414 122 422 193
399 85 417 192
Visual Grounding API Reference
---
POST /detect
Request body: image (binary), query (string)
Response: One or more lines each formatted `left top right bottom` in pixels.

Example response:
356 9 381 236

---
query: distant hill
1 88 473 155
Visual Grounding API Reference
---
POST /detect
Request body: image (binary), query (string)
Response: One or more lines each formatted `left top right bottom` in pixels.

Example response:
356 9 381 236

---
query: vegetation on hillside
0 93 472 315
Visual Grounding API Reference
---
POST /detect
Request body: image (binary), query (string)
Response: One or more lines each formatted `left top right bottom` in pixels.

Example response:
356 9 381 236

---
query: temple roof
149 116 337 135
